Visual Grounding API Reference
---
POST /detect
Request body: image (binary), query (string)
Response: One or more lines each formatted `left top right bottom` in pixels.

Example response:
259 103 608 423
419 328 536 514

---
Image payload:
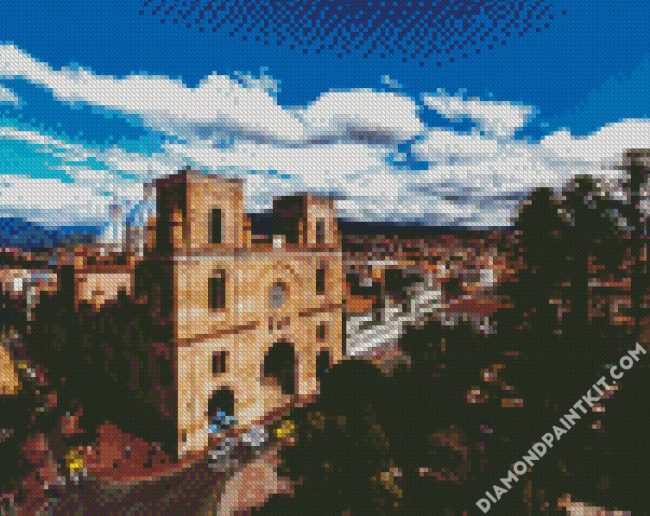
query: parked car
65 446 87 484
241 425 267 454
274 419 295 442
208 411 236 434
207 437 238 472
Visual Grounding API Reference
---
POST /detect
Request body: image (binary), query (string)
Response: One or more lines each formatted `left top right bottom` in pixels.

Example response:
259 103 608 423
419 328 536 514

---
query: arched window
316 217 326 244
209 208 222 244
209 270 226 310
316 267 326 295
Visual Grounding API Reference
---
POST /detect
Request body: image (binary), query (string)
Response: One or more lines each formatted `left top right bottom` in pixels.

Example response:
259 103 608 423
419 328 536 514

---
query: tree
506 176 630 511
275 360 400 515
561 175 624 335
513 187 566 336
0 387 38 494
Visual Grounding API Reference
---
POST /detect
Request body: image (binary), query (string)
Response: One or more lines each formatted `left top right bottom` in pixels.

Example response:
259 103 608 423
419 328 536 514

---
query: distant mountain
0 217 100 249
248 212 509 239
1 214 509 251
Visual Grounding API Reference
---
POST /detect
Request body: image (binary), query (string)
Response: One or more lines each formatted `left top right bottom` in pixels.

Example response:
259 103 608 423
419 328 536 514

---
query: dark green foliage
0 387 38 493
276 361 398 515
27 292 176 451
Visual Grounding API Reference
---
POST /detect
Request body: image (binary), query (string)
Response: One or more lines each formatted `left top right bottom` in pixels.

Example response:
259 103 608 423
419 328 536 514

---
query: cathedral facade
140 169 344 457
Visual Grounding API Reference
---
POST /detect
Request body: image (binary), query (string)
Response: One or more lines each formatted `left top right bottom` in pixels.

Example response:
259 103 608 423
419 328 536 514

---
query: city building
58 247 135 310
0 344 19 395
137 169 344 457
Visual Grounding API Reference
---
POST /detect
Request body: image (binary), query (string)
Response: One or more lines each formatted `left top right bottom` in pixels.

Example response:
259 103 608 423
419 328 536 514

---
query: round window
269 282 287 309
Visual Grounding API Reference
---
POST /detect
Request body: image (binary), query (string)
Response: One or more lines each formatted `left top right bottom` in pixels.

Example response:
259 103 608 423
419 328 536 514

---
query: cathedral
137 169 344 457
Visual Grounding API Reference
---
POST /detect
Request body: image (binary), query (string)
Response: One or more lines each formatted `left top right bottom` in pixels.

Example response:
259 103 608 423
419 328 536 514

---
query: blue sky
0 0 649 227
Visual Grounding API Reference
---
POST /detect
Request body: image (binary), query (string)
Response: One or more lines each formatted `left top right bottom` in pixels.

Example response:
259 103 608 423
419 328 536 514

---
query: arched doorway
263 341 296 395
316 349 331 382
208 388 235 421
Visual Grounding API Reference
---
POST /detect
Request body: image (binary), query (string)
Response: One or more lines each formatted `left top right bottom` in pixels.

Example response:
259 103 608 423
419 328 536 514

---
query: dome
126 198 156 228
126 182 156 228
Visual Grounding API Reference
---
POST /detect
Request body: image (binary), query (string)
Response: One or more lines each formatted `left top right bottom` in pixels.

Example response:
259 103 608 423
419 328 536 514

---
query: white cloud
301 90 423 144
423 91 534 138
0 175 110 225
0 127 93 160
0 45 422 146
410 118 650 225
162 140 394 212
0 44 306 144
2 117 648 228
412 129 499 162
1 44 648 228
539 119 650 167
0 127 152 225
0 84 19 105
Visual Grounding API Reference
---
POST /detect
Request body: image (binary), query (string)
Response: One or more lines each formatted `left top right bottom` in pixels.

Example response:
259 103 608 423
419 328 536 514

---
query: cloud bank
1 44 648 228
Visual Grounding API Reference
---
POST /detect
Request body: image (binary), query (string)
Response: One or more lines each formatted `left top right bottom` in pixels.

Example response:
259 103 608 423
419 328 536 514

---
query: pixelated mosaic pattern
141 0 562 66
